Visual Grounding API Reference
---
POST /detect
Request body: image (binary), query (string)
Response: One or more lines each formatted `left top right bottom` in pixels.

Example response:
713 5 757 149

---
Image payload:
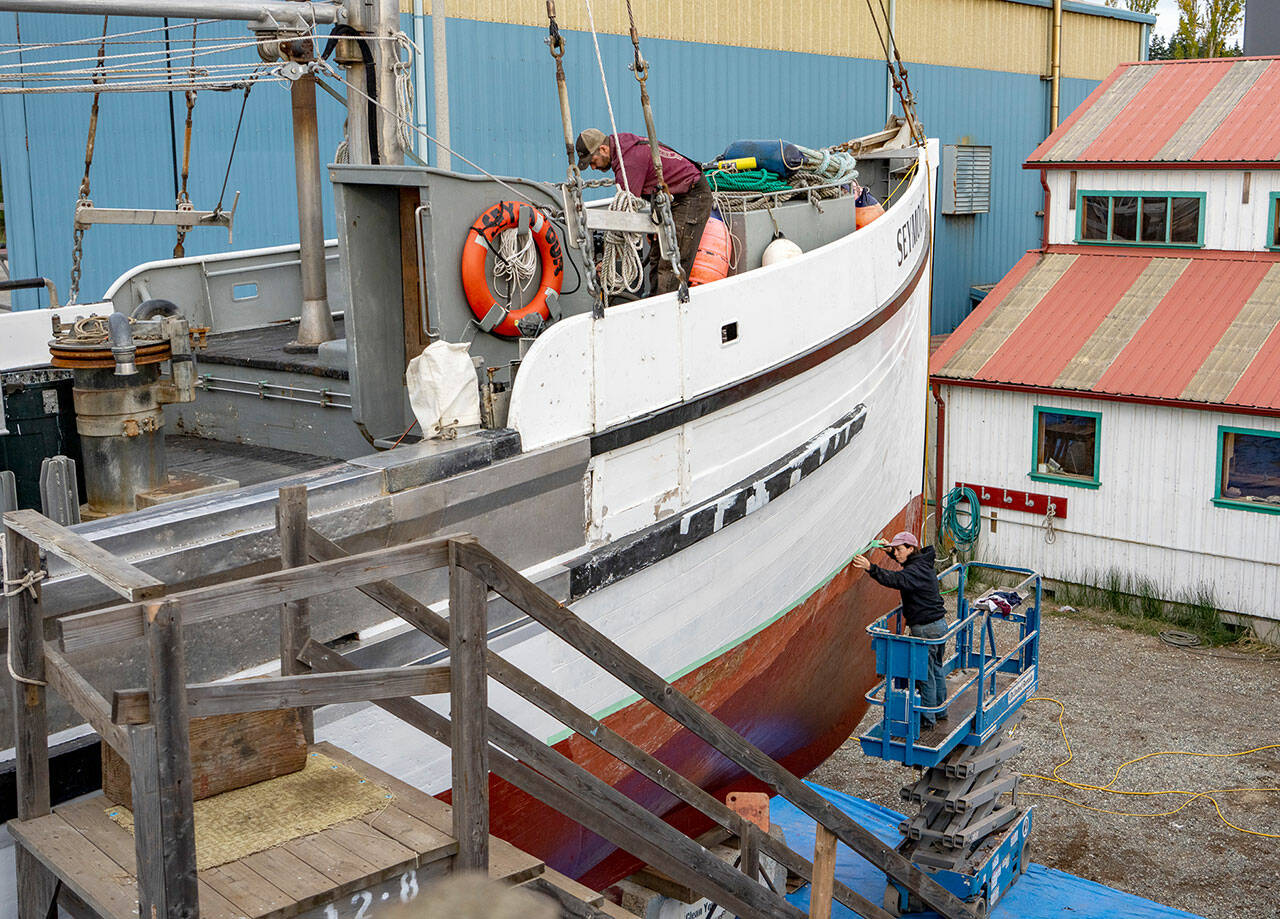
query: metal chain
69 15 109 304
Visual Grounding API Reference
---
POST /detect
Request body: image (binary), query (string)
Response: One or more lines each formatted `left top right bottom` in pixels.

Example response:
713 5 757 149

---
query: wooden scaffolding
2 488 978 919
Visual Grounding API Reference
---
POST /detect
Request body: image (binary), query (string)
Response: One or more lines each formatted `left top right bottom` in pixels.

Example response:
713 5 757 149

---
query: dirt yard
809 608 1280 919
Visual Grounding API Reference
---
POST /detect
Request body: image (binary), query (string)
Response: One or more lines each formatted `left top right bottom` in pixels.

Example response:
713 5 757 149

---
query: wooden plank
307 531 892 919
143 599 200 916
283 828 386 886
112 664 452 724
5 524 49 825
453 540 976 919
301 649 799 919
8 814 140 919
3 509 164 602
277 485 315 743
239 845 342 906
127 723 166 917
57 796 243 919
58 535 454 652
103 708 306 808
449 538 490 872
316 744 536 885
14 843 57 919
203 860 294 915
522 876 615 919
362 805 456 860
538 867 606 908
810 824 837 919
43 643 130 760
327 820 418 871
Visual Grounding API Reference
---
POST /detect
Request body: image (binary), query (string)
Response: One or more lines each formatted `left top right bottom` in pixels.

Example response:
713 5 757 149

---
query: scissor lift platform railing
858 563 1042 917
858 563 1042 770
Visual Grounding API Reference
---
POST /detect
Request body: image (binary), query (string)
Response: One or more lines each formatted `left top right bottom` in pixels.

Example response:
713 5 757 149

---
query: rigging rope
317 60 557 214
600 190 646 296
173 22 198 258
391 30 416 157
581 0 630 196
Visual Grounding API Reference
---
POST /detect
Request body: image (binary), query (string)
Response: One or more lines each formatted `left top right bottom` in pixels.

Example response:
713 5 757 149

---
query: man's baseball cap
886 531 920 548
576 128 607 169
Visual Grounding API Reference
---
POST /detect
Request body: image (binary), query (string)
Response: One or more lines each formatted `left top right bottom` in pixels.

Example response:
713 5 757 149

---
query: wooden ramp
9 741 614 919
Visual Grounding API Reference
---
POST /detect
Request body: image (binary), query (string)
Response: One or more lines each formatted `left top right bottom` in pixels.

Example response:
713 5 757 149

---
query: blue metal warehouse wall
1 12 1100 331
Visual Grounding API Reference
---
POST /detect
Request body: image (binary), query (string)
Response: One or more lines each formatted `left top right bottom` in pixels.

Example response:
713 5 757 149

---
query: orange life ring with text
461 201 564 338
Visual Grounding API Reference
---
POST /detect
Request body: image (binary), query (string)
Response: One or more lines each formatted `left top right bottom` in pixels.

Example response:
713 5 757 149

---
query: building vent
941 145 991 215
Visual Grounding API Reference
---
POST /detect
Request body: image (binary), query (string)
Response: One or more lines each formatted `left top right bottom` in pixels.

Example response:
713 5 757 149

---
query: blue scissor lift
859 563 1042 918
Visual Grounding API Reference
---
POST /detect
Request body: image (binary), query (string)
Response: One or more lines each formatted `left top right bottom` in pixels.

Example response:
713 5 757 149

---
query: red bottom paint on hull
451 498 921 891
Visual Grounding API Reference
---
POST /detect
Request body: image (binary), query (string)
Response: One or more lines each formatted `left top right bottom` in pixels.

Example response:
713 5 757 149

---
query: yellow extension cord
1016 697 1280 839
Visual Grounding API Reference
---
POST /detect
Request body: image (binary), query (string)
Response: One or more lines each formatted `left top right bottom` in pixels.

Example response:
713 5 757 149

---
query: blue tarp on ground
770 783 1203 919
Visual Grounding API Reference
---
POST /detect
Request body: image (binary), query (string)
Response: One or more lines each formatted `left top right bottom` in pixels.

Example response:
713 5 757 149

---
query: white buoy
762 237 803 266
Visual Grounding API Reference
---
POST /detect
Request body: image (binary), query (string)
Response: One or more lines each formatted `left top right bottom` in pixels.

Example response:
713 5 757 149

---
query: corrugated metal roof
1026 57 1280 166
930 247 1280 412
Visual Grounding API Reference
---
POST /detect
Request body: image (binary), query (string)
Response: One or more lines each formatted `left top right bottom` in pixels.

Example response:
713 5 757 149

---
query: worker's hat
576 128 607 169
886 531 920 548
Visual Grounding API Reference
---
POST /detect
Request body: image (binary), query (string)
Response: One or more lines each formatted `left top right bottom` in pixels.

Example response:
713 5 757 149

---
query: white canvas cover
406 341 480 436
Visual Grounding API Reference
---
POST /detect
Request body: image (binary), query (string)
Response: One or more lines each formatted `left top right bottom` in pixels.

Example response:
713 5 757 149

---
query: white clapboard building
929 56 1280 639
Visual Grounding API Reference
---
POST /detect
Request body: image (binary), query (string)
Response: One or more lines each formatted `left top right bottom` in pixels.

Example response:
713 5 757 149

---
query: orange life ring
461 201 564 338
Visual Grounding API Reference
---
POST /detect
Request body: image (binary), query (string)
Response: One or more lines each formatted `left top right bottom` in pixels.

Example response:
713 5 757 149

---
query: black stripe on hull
569 405 867 600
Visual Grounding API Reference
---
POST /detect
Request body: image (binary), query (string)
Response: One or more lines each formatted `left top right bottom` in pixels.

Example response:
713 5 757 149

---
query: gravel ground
810 608 1280 919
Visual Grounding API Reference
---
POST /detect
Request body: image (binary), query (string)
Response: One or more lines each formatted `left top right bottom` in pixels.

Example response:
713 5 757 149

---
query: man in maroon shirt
576 128 712 296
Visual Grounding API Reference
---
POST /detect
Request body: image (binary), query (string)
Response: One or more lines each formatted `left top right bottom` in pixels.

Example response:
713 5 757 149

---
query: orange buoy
689 213 731 286
856 190 885 229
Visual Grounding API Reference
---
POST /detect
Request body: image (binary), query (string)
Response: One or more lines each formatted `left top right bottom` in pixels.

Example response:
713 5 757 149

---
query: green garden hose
942 485 981 549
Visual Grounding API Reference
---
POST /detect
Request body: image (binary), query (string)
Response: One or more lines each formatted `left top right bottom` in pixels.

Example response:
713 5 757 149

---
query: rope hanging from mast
622 0 688 304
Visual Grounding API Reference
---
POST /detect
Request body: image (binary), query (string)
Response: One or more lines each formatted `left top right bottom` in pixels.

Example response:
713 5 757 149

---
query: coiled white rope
600 190 646 295
492 228 538 301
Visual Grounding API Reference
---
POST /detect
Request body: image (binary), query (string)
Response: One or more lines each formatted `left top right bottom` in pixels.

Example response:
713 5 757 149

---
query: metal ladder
859 563 1042 917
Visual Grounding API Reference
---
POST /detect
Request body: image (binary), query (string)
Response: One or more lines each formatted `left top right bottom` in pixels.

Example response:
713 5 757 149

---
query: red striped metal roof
1026 57 1280 167
929 247 1280 413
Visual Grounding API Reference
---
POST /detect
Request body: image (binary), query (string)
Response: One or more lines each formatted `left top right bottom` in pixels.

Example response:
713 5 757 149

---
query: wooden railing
3 492 977 919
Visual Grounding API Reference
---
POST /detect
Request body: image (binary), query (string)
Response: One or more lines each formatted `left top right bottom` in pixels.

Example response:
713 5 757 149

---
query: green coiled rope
704 168 792 193
942 485 981 549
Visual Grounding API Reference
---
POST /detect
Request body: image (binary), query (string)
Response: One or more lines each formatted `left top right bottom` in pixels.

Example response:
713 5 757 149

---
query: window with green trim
1269 193 1280 250
1031 407 1100 488
1078 191 1203 247
1215 427 1280 513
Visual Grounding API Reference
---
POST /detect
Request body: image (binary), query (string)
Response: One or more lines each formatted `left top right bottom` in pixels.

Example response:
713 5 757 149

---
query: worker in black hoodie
853 531 949 728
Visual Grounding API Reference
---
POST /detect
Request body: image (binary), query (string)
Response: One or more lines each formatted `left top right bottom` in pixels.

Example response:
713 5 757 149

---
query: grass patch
1047 569 1241 645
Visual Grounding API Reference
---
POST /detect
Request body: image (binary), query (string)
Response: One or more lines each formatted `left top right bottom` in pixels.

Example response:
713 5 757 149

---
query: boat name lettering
896 197 928 267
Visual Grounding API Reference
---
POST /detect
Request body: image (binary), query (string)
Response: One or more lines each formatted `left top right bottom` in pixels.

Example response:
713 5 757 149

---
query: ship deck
165 435 340 489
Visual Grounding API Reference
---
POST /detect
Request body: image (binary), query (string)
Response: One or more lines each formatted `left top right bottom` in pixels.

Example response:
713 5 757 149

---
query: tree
1105 0 1160 13
1168 0 1246 58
